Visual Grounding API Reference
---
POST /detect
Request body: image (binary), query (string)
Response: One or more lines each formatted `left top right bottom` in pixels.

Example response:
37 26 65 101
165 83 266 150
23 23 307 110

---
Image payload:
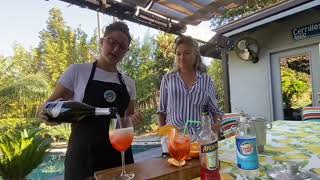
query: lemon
157 125 176 137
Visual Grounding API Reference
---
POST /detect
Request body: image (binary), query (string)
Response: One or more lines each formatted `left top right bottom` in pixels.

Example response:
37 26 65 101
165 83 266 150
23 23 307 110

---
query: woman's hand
37 99 62 126
128 111 143 126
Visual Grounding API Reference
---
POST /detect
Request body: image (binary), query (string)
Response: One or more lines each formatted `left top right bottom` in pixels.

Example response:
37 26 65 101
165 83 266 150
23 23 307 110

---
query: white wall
227 9 320 121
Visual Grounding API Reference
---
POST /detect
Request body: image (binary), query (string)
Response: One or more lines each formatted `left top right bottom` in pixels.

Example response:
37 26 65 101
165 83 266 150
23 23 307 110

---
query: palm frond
0 129 52 179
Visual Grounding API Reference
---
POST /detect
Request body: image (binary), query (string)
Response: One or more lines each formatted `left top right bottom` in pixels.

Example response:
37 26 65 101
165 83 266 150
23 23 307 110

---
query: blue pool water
27 144 160 180
27 153 65 180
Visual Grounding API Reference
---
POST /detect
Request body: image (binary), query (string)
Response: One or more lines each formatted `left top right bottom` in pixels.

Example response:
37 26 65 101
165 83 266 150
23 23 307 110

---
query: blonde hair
171 35 207 73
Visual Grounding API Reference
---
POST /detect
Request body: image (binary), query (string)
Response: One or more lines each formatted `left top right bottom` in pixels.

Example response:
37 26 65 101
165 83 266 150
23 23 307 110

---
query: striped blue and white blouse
158 71 223 135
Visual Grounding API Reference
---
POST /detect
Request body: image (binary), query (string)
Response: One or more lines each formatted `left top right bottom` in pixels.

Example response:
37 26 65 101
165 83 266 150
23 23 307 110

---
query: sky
0 0 214 63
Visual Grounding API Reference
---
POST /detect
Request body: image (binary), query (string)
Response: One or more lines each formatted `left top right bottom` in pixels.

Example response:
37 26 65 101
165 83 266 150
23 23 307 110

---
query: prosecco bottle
42 101 117 123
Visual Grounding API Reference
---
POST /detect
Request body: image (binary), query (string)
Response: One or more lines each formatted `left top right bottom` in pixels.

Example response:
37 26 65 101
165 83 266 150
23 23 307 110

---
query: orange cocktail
110 127 134 152
168 134 191 161
109 117 135 180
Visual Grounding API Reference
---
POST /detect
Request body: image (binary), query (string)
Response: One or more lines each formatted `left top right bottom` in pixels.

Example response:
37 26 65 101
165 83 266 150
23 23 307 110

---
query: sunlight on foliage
0 129 52 179
40 123 71 142
281 66 311 109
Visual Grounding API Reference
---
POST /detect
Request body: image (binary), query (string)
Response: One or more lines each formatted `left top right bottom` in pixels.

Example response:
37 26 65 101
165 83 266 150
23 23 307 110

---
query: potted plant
0 129 52 180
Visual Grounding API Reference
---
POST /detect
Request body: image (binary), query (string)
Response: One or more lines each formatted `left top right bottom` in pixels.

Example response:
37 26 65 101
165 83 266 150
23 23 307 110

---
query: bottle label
236 137 259 170
201 141 218 170
51 101 63 118
95 108 111 115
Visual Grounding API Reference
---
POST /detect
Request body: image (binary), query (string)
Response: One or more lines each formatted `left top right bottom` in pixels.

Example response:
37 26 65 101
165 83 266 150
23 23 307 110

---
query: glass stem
121 151 126 176
179 161 183 180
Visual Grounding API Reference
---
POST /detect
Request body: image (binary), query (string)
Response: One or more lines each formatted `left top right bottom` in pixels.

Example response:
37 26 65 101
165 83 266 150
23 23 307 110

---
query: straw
183 119 201 135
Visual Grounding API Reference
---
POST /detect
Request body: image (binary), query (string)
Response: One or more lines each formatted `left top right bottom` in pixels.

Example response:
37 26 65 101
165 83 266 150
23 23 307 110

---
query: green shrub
135 107 157 135
40 123 71 142
0 129 52 179
0 118 41 135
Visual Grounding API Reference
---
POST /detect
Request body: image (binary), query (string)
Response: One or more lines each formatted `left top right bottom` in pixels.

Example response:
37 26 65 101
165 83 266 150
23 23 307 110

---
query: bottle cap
239 116 247 122
95 107 118 115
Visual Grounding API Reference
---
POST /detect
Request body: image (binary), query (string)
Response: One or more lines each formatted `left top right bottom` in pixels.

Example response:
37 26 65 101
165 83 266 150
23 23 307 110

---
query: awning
57 0 245 35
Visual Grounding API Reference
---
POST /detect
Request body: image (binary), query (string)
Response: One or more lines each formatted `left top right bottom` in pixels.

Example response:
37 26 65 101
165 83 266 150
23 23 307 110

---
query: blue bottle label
236 137 259 170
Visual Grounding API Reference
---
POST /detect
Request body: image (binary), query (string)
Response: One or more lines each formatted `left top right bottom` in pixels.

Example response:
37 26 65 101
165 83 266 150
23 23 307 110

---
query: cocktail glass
109 117 134 180
168 131 191 180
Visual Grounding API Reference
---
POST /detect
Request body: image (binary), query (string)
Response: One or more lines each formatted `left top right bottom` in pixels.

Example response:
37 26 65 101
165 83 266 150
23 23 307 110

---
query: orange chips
189 142 200 158
167 158 186 167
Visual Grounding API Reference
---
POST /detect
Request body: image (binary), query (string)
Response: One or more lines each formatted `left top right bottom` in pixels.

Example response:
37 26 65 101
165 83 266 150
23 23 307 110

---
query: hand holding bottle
37 98 63 126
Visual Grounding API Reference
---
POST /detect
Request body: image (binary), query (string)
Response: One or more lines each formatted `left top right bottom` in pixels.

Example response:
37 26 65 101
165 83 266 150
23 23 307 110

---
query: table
95 121 320 180
95 158 200 180
194 120 320 179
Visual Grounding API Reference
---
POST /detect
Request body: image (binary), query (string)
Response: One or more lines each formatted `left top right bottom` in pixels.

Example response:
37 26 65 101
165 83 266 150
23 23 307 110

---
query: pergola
57 0 245 35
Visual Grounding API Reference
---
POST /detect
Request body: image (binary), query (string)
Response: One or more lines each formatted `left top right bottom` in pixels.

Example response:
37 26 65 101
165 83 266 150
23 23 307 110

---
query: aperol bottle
198 105 221 180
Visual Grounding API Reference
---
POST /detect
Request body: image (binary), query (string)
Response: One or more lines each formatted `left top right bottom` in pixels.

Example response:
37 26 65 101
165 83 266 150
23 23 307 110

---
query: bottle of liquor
236 115 259 178
198 105 221 180
42 101 117 123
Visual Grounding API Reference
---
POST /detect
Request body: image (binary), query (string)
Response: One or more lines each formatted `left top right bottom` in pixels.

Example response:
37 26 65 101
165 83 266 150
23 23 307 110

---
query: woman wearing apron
38 22 143 179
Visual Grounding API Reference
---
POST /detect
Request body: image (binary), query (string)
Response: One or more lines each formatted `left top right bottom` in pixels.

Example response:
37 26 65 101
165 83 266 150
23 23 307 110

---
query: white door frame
270 44 320 120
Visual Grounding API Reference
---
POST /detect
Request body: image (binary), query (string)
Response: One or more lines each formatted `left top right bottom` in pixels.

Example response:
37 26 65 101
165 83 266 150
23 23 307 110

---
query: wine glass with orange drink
109 116 135 180
167 130 191 180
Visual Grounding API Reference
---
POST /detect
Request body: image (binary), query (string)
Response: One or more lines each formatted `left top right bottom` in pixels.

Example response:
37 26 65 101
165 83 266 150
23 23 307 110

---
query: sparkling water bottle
236 116 259 179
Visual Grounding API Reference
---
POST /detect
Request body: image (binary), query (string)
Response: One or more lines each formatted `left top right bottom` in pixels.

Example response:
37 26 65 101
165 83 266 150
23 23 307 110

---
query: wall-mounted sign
292 22 320 40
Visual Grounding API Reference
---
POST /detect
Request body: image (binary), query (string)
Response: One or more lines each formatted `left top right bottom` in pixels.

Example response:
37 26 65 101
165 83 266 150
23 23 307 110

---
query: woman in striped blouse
157 36 223 136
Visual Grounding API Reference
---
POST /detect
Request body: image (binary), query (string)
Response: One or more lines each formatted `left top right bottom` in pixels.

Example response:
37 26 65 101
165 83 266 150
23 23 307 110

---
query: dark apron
64 61 133 180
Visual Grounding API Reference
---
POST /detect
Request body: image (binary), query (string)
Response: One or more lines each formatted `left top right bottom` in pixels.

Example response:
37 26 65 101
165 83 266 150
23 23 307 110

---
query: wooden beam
222 48 231 113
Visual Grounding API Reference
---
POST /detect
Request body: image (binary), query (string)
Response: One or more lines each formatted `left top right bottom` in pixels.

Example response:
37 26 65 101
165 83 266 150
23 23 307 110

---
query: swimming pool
27 144 160 180
27 153 65 180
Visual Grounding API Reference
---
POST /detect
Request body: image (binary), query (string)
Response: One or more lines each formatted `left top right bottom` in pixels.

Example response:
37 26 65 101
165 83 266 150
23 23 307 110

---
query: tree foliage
207 60 224 109
281 66 311 109
211 0 283 28
0 8 99 119
153 32 176 89
0 74 50 118
37 8 99 88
